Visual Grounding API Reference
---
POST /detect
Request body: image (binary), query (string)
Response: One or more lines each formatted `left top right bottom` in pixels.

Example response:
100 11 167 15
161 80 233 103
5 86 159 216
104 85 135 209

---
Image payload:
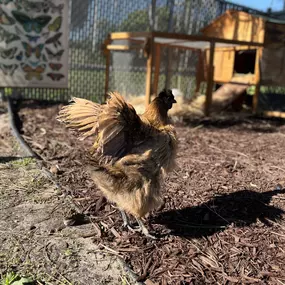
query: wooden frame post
103 36 112 103
195 50 202 95
152 44 161 96
104 49 110 102
145 36 154 107
204 41 215 116
253 48 262 113
165 47 173 89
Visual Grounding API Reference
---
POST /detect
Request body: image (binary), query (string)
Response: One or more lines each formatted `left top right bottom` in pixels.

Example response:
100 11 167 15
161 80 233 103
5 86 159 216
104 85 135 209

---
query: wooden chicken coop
103 31 262 116
200 10 285 116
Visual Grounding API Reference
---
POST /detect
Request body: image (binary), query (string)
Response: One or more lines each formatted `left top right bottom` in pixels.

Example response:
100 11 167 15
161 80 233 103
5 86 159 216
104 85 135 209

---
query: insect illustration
16 51 23 61
15 25 22 34
49 63 63 71
20 0 49 13
0 7 15 25
26 34 41 43
29 60 40 67
47 73 64 81
45 32 62 48
0 63 18 76
0 0 14 4
48 16 62 32
11 10 51 33
21 63 46 80
45 47 64 61
46 1 64 14
42 53 47 62
0 26 20 44
0 47 17 59
22 42 44 58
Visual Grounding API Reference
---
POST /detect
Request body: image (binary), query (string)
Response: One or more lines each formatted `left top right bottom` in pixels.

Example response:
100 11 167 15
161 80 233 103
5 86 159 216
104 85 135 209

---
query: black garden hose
7 97 42 160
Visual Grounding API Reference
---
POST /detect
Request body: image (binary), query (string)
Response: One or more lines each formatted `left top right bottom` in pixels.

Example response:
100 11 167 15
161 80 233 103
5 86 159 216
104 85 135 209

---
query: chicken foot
135 218 157 239
119 210 136 232
119 210 156 239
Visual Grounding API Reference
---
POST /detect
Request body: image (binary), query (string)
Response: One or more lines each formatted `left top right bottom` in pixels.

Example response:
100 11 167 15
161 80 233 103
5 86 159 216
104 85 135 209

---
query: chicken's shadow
153 188 285 238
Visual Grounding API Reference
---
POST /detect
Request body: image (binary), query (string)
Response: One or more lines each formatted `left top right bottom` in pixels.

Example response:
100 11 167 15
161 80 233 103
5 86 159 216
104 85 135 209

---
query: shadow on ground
153 188 285 238
181 114 285 134
0 156 33 163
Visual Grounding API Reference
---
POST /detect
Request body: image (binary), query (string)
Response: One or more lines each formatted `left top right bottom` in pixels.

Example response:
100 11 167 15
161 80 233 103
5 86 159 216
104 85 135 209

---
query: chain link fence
2 0 271 103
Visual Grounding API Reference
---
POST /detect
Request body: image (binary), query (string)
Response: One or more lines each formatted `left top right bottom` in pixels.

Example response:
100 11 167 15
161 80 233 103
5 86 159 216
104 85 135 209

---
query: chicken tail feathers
57 92 148 161
57 97 101 140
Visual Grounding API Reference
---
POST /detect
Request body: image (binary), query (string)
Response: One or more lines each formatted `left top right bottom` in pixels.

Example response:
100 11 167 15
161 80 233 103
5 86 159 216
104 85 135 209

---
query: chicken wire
1 0 270 102
109 45 206 108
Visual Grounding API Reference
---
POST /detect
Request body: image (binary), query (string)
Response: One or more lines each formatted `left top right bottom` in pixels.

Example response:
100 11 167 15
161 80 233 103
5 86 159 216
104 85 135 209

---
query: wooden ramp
211 83 248 112
189 83 248 114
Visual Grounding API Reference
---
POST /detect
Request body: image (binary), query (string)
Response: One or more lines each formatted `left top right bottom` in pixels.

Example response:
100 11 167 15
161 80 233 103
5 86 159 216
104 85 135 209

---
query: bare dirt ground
0 104 134 285
15 100 285 285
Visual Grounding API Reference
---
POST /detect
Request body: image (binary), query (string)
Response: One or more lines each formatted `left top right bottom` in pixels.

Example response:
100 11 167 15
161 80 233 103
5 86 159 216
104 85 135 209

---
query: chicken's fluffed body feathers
57 90 177 218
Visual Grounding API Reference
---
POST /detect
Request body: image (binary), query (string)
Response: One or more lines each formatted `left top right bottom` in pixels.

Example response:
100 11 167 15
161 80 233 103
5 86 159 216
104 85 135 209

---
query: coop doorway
233 49 257 76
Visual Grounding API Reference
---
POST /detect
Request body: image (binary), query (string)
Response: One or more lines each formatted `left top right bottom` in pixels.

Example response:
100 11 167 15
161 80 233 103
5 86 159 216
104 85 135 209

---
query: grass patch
10 158 36 167
1 272 35 285
1 272 19 285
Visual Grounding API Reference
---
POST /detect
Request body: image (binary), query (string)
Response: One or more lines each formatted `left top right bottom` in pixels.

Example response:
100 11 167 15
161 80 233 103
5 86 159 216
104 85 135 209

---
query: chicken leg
135 218 157 239
120 210 156 239
120 210 136 232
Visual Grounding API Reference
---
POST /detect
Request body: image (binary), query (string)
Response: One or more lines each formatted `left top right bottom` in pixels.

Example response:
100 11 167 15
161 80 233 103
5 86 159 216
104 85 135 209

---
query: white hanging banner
0 0 69 88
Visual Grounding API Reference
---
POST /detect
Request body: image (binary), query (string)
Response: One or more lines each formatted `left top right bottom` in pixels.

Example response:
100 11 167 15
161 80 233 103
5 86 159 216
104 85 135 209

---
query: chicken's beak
172 99 177 103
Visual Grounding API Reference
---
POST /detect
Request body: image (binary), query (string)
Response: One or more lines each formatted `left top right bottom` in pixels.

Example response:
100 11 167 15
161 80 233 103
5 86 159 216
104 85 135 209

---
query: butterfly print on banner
21 63 46 80
22 42 44 59
47 73 64 81
29 60 41 67
26 34 41 43
46 1 64 14
19 0 49 13
16 51 23 61
0 26 20 44
0 64 18 76
0 6 15 25
0 0 14 5
45 32 62 48
45 47 64 61
48 16 62 32
0 47 17 59
12 10 51 33
42 31 50 39
49 63 63 71
42 53 48 62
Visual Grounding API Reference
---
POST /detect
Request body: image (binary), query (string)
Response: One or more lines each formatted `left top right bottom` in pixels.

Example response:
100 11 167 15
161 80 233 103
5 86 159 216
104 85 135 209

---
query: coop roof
200 10 285 44
106 31 263 52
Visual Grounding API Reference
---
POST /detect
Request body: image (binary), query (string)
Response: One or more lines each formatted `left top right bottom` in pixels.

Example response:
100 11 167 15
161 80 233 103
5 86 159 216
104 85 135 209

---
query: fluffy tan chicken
57 89 178 238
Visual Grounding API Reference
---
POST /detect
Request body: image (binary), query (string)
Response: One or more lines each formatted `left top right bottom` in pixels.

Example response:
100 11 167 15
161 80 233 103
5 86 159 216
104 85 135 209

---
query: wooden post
253 48 262 113
165 48 173 89
104 50 110 102
103 36 112 103
204 41 215 116
195 50 202 95
145 36 154 107
253 83 260 114
152 44 161 96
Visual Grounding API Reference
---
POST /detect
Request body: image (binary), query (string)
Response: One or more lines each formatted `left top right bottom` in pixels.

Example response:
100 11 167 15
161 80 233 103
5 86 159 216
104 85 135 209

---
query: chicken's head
158 89 177 110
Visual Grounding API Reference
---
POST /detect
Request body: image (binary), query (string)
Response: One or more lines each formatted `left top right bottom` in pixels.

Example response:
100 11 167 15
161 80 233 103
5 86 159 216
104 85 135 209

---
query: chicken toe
120 209 129 227
120 210 137 232
136 218 157 239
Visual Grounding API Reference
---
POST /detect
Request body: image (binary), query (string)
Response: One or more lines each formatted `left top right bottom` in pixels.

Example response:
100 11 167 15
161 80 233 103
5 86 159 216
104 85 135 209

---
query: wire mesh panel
156 47 199 99
109 50 146 98
1 0 270 103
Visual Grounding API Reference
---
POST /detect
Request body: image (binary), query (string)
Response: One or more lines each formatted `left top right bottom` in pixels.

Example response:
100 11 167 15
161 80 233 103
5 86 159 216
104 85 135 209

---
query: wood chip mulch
18 101 285 284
